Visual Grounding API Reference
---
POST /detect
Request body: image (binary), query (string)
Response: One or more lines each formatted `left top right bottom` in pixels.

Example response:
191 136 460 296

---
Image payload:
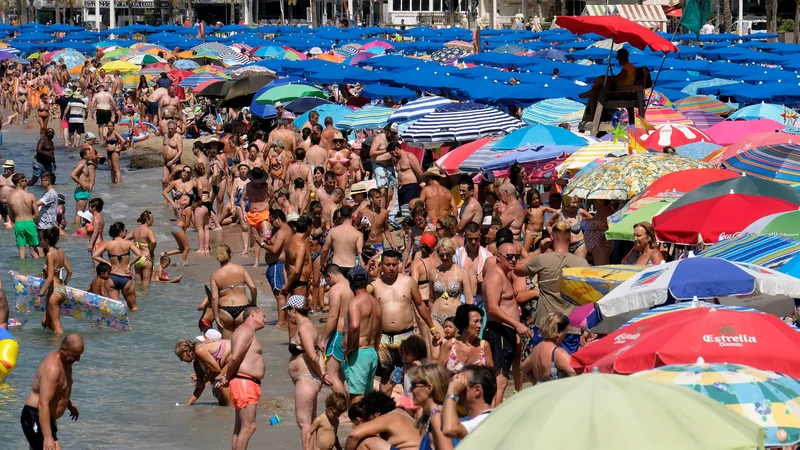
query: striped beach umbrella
720 131 800 161
639 124 715 151
521 98 585 127
635 362 800 447
682 109 725 130
644 89 672 107
173 59 199 70
722 144 800 184
436 137 506 174
674 95 736 115
401 103 524 143
557 142 629 175
388 96 454 124
644 107 693 126
178 73 227 89
699 233 800 267
742 210 800 241
337 106 394 130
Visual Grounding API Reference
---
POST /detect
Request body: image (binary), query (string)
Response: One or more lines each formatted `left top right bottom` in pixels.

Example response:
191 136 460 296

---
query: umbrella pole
644 28 680 113
602 33 614 90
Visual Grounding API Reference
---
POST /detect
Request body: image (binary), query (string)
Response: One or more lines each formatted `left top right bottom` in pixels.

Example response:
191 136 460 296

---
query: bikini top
417 260 429 286
539 347 568 383
288 342 320 356
108 249 129 263
44 262 67 281
328 151 348 165
433 269 462 299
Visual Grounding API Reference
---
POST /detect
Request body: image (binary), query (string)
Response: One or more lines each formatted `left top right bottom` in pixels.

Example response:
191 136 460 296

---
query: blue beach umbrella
293 104 352 128
675 142 723 160
699 234 800 269
492 124 586 151
401 103 524 143
388 95 454 124
174 59 200 69
480 145 581 171
730 103 800 123
337 105 394 130
522 98 585 126
361 84 417 100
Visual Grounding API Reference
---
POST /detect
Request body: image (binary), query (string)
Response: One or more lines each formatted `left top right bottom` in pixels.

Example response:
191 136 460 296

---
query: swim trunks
230 374 262 409
266 261 285 292
483 321 517 372
374 165 397 189
114 93 124 109
32 159 54 178
96 109 112 125
325 331 345 362
246 209 270 228
398 183 421 206
14 220 39 247
378 327 415 375
147 101 159 116
74 187 91 201
343 347 378 395
20 405 58 449
67 122 84 135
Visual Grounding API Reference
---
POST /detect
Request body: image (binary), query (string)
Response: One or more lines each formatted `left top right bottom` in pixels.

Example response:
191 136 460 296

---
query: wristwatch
446 394 460 403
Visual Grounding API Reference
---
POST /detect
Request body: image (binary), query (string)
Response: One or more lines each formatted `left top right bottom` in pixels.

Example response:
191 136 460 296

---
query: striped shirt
66 98 86 124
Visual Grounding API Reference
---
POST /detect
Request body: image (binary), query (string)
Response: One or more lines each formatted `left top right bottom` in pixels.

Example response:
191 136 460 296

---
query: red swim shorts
229 376 261 409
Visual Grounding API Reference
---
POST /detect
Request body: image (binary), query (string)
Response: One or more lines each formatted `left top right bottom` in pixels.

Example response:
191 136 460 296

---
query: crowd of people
0 44 660 450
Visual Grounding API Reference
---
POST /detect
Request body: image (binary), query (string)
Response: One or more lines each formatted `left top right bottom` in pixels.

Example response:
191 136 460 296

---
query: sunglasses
333 139 345 144
409 381 428 390
501 253 521 261
438 252 452 258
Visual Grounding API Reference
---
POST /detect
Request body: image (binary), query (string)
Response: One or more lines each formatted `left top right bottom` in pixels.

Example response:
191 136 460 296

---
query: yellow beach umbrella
101 60 140 74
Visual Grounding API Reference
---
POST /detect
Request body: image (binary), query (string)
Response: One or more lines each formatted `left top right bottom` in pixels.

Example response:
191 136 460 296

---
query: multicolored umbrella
675 141 723 159
254 84 327 105
719 131 800 161
49 49 85 69
644 89 672 107
557 142 629 175
698 234 800 268
722 144 800 184
336 105 394 130
730 103 800 125
100 48 131 60
705 119 785 146
638 124 715 152
521 98 585 127
178 73 227 89
580 280 800 377
435 137 505 174
560 265 645 305
388 95 453 124
607 200 674 240
654 193 797 244
481 145 580 171
663 174 800 213
742 210 800 241
682 109 725 130
458 372 766 450
230 65 276 80
644 107 693 126
400 103 523 143
123 53 166 65
527 156 569 183
563 153 713 200
673 95 736 115
634 362 800 447
430 47 471 63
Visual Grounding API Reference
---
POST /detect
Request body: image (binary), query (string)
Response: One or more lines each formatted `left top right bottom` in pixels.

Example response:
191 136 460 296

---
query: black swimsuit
218 282 249 319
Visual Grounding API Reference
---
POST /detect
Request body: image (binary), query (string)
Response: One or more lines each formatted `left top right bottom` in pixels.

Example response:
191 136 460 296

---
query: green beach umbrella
458 373 766 450
606 200 673 241
741 210 800 240
101 48 132 60
663 175 800 213
255 84 326 105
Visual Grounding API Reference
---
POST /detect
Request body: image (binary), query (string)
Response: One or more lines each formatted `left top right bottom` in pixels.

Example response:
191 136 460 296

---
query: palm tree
17 0 27 23
721 0 731 33
766 0 777 33
794 0 799 44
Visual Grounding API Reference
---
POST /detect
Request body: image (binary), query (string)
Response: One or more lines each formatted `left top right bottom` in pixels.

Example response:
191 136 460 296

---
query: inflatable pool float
10 271 132 331
120 120 157 143
0 327 18 379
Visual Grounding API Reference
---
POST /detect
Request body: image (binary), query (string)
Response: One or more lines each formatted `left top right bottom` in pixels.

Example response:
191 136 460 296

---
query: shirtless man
216 306 267 450
321 205 363 272
286 147 313 189
111 70 124 120
370 250 440 391
158 85 181 124
91 84 115 142
417 167 456 222
320 116 336 150
306 132 327 170
483 242 531 405
161 120 183 189
70 146 96 228
283 215 313 300
498 184 525 244
300 110 319 132
394 142 423 218
342 266 382 402
458 178 483 233
522 190 557 256
288 178 310 215
345 391 421 450
243 167 272 266
315 171 336 203
267 116 297 156
21 334 83 450
356 188 396 253
8 173 40 259
370 123 399 209
321 187 344 228
258 210 292 326
0 160 15 225
146 86 168 124
318 264 353 394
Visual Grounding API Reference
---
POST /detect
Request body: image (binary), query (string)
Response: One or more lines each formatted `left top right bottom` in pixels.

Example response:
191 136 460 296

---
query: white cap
85 132 97 140
77 210 93 222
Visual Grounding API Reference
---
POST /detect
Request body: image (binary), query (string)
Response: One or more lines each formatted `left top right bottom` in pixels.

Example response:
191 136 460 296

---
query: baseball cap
85 132 97 140
388 123 399 133
350 181 368 195
281 295 307 310
280 110 296 120
420 233 437 249
2 159 14 168
347 266 369 284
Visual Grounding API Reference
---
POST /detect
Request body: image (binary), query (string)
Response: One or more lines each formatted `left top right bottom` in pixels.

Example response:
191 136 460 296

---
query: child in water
88 262 111 296
303 392 347 450
152 255 182 283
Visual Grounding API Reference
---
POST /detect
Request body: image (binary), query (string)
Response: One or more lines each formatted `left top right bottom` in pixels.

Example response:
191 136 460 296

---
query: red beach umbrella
555 16 678 52
636 168 738 201
639 124 715 151
652 193 796 244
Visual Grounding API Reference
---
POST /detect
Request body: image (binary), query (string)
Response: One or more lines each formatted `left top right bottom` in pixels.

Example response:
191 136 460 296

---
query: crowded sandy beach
1 9 800 450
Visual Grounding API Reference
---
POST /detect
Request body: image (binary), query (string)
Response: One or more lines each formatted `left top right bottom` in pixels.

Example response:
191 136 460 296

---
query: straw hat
423 166 445 179
2 159 14 168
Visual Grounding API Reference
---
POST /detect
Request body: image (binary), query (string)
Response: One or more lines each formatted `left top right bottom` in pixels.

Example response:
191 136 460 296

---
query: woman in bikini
92 222 143 311
36 91 50 137
174 338 233 407
326 137 351 190
437 304 492 374
105 117 127 184
38 227 73 334
409 363 452 450
584 200 615 266
429 238 473 360
209 244 257 339
15 78 29 123
307 201 328 312
129 210 157 288
268 142 286 192
193 163 213 254
162 165 197 220
624 221 664 266
521 312 576 385
136 76 152 120
162 193 193 265
286 295 330 442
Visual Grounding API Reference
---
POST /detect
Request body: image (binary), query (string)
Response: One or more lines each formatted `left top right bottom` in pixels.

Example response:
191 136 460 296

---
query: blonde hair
438 215 457 237
436 237 456 255
408 363 450 404
551 220 571 234
540 312 570 342
634 221 657 249
174 339 195 358
215 244 232 264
